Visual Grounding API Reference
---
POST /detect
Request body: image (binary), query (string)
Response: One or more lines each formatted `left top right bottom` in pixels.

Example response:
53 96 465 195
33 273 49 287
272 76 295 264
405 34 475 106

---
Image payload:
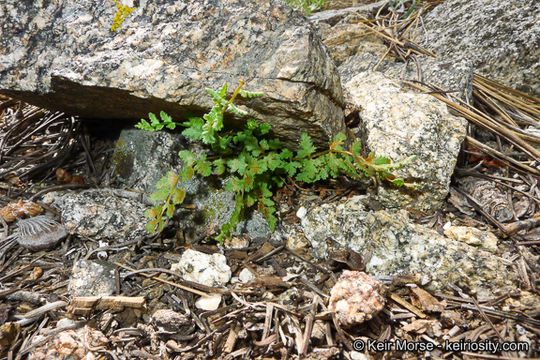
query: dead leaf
409 287 444 313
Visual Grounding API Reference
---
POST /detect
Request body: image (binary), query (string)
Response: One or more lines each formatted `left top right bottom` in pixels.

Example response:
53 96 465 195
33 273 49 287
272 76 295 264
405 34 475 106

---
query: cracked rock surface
301 196 516 297
0 0 346 148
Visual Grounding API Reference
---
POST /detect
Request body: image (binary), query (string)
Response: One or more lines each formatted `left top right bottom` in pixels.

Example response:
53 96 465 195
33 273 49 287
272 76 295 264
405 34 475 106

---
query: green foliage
283 0 327 15
111 0 136 32
139 82 415 242
136 111 180 131
144 171 185 233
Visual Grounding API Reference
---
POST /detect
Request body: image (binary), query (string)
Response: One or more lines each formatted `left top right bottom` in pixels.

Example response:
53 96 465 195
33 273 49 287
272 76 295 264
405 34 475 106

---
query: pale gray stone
312 6 474 101
68 260 116 296
171 249 231 287
0 0 346 149
339 53 474 101
238 268 255 283
343 71 467 211
301 196 516 296
48 189 148 242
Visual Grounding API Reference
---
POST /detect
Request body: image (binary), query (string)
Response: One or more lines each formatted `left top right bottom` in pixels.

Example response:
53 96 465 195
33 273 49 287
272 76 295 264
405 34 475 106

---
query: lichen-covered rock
0 0 345 148
301 196 516 297
44 189 148 242
171 249 231 287
419 0 540 96
328 270 385 327
68 260 116 297
114 128 271 239
343 71 466 211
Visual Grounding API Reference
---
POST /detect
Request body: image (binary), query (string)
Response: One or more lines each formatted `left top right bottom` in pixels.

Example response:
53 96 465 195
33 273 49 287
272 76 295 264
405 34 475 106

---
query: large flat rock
0 0 346 148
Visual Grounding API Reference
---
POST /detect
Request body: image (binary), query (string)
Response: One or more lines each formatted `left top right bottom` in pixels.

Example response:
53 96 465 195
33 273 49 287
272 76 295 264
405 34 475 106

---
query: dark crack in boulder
0 0 345 148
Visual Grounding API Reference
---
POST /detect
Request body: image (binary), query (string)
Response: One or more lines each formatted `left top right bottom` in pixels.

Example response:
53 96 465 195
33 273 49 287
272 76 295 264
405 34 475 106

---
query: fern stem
222 81 245 114
158 176 180 226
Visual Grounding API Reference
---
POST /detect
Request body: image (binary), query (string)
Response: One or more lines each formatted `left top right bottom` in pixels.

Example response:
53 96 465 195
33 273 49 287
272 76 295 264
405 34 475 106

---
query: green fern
136 82 415 242
144 171 185 233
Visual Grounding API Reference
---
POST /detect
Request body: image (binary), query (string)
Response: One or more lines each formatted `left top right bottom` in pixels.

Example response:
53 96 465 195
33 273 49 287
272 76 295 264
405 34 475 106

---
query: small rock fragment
238 268 255 283
68 260 116 297
286 232 310 251
195 294 222 311
171 249 231 287
328 271 385 327
223 234 251 249
152 309 191 332
296 206 307 219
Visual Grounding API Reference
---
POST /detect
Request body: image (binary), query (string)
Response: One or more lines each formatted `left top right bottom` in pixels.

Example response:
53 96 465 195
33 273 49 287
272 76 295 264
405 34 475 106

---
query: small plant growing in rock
137 81 415 242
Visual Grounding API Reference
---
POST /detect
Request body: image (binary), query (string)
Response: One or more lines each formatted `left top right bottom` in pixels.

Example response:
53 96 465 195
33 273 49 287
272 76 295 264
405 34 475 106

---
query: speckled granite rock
419 0 540 96
301 196 515 296
309 4 387 66
68 260 116 296
44 189 148 242
343 71 467 211
0 0 345 149
114 128 271 240
339 53 474 101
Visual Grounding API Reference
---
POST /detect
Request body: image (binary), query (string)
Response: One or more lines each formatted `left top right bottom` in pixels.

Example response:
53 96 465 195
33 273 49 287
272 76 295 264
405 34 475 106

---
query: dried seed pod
16 216 68 251
0 200 43 222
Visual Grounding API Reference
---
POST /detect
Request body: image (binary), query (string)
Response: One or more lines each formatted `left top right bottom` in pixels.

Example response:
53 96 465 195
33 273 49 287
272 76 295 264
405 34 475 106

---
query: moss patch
112 139 135 180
